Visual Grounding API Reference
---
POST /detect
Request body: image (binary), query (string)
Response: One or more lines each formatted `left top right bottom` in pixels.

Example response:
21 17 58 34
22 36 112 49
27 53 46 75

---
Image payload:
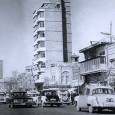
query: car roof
12 91 27 93
40 89 57 92
86 84 112 90
0 92 5 94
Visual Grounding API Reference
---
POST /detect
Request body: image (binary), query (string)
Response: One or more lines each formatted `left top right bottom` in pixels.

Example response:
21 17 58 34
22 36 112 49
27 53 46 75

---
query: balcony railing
80 56 107 75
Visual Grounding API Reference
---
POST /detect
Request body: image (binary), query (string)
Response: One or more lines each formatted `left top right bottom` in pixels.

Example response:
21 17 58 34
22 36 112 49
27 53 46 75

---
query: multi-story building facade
0 60 3 79
106 43 115 90
17 66 36 92
33 0 72 89
79 41 112 84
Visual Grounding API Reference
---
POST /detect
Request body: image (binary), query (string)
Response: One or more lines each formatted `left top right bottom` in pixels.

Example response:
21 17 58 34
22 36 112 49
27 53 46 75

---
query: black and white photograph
0 0 115 115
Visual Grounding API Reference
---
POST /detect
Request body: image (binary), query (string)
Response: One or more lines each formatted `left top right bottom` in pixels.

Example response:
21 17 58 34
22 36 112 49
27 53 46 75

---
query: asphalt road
0 104 115 115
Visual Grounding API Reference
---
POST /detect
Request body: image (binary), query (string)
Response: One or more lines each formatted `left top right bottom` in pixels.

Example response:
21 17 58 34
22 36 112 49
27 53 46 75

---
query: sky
0 0 115 77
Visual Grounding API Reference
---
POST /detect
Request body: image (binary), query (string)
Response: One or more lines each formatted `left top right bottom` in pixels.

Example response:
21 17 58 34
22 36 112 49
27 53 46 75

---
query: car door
79 88 90 108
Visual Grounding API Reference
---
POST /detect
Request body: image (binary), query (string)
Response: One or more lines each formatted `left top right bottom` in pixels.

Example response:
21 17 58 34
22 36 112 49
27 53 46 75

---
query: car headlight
13 99 18 103
28 99 33 102
106 98 114 102
96 97 99 104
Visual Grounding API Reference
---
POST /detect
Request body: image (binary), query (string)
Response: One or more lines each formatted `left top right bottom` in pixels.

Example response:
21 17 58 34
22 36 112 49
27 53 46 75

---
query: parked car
0 92 6 104
40 89 62 107
9 91 34 108
74 84 115 113
27 92 41 107
58 90 71 105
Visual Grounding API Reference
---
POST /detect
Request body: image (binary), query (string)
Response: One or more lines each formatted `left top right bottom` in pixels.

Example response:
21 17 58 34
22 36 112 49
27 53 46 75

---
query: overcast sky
0 0 115 77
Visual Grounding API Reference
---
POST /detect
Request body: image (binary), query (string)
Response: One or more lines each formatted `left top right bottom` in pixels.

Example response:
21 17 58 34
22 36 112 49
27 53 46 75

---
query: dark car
9 91 34 108
40 89 62 107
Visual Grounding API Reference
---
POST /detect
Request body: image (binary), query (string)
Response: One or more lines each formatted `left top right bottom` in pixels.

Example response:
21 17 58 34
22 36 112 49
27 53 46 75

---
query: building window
100 51 105 56
100 57 105 64
38 41 45 47
40 62 46 68
56 4 61 9
38 11 44 18
66 75 69 84
38 21 44 28
38 31 45 38
38 51 45 58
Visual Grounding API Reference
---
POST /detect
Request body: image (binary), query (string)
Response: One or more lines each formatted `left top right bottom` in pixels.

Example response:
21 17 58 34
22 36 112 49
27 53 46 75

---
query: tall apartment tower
0 60 3 79
33 0 72 79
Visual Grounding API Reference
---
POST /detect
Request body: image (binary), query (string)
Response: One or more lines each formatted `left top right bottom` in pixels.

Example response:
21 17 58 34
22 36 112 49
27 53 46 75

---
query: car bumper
11 102 33 106
44 102 62 105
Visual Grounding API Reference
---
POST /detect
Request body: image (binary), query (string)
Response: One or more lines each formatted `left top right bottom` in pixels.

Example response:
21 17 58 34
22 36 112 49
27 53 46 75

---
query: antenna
100 21 113 43
110 21 112 43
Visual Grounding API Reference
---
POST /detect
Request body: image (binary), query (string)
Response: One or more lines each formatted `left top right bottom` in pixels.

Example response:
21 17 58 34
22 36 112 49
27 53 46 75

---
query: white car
74 84 115 113
27 92 41 107
0 92 6 104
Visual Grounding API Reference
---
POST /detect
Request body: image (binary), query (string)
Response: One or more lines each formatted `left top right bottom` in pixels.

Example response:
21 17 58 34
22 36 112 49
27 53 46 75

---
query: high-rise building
33 0 72 82
0 60 3 79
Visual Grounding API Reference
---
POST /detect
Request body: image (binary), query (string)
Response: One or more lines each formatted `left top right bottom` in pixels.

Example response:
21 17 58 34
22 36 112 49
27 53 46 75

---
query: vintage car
27 92 41 107
74 84 115 113
9 91 34 108
40 89 62 107
58 90 71 105
0 92 6 104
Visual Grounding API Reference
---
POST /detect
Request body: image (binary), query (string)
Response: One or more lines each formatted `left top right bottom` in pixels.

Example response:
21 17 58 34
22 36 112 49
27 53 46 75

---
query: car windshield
12 92 27 98
92 88 114 94
0 94 5 97
28 94 39 97
42 91 58 96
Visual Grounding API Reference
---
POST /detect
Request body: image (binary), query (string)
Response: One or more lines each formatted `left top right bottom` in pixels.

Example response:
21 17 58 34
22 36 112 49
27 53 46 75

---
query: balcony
34 37 45 46
80 56 108 75
34 47 46 56
34 57 46 65
34 27 45 36
34 18 45 27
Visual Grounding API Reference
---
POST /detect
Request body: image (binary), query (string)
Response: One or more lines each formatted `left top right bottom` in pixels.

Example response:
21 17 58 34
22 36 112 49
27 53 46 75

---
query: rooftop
79 41 111 53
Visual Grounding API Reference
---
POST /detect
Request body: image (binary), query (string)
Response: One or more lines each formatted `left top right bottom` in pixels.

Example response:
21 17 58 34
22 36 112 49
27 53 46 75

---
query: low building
17 66 36 92
106 43 115 90
79 41 112 84
35 55 83 91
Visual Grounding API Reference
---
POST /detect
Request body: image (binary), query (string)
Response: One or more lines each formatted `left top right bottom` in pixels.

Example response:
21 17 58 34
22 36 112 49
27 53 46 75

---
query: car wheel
57 104 60 107
76 103 81 112
89 106 94 113
98 108 102 113
112 108 115 113
51 104 53 107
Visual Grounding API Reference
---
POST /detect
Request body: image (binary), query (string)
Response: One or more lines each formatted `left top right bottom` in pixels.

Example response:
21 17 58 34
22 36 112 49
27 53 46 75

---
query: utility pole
110 21 112 43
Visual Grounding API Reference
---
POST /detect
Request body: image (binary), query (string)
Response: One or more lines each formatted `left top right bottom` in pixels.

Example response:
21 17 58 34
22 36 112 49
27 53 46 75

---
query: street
0 104 115 115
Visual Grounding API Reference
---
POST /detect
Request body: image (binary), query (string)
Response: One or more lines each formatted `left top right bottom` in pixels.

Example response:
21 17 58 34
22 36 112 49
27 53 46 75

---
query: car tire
98 108 102 113
76 103 81 112
88 106 94 113
51 104 53 107
57 104 60 107
112 108 115 113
